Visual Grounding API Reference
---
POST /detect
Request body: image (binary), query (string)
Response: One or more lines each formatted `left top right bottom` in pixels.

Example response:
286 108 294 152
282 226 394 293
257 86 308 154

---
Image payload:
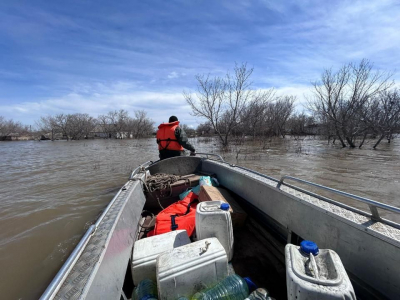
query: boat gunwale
197 154 400 230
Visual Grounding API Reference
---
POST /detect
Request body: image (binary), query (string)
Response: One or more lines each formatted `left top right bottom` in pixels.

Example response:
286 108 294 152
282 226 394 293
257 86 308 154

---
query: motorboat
40 154 400 299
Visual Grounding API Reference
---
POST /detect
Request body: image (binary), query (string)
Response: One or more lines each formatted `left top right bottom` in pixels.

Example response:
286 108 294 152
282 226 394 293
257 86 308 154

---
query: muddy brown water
1 137 399 299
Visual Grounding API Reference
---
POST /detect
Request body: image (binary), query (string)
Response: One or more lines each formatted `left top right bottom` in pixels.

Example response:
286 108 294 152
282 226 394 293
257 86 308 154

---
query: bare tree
97 110 129 138
0 117 29 139
133 110 154 138
185 63 255 146
125 117 136 138
50 114 70 140
80 114 97 138
240 89 276 139
66 114 96 140
35 116 52 133
181 124 196 137
196 122 213 135
269 96 296 138
367 90 400 148
97 114 115 138
35 113 96 140
185 73 226 143
308 59 393 147
35 115 57 140
124 110 154 138
222 63 254 142
0 116 4 134
287 113 315 136
107 109 129 139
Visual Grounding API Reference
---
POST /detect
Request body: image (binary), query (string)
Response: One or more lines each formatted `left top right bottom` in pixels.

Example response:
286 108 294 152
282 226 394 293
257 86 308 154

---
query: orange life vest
147 192 199 237
156 121 184 151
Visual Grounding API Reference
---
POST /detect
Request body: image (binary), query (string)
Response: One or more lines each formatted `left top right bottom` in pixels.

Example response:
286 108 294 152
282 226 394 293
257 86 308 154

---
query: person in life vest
156 116 196 160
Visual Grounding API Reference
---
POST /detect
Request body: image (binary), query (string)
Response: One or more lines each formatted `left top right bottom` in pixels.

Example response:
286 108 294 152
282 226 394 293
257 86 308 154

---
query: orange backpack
148 192 199 237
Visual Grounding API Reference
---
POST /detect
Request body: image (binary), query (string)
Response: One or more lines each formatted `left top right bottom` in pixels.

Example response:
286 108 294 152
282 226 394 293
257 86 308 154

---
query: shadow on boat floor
232 220 287 300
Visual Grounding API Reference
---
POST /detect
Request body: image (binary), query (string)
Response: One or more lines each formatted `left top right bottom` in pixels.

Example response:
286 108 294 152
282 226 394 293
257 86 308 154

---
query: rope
142 173 182 210
144 173 181 194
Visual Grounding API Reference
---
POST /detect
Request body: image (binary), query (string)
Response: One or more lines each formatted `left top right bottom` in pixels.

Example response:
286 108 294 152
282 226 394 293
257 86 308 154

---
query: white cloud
167 72 188 80
167 72 179 79
256 84 312 113
274 85 312 112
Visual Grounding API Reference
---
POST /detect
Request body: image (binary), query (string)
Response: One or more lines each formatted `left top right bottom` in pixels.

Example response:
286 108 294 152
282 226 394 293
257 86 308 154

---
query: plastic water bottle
191 274 250 300
132 279 158 300
245 288 269 300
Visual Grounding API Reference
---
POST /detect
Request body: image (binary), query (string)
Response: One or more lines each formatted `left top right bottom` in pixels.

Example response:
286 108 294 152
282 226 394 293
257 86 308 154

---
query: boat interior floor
231 220 287 299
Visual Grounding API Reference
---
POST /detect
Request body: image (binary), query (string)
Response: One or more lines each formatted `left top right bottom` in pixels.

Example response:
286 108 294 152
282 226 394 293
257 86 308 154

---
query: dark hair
169 116 178 122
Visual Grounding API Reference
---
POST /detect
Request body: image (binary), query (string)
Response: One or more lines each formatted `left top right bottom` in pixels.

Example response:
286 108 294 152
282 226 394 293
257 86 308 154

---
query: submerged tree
36 113 96 140
185 68 228 146
0 116 29 138
367 89 400 148
287 113 315 136
196 121 213 135
240 89 276 139
105 109 129 139
126 110 155 138
308 59 393 148
185 63 284 146
67 114 97 140
269 96 296 138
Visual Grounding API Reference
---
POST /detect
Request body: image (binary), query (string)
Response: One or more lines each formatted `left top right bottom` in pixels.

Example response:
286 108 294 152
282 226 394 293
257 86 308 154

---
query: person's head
169 116 178 123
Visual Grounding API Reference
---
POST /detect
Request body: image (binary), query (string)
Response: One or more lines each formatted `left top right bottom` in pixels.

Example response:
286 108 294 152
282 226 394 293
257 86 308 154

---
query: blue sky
1 0 400 127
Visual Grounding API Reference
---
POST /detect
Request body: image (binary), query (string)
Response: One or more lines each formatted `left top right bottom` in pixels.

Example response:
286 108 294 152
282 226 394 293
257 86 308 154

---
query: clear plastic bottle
191 274 249 300
132 279 158 300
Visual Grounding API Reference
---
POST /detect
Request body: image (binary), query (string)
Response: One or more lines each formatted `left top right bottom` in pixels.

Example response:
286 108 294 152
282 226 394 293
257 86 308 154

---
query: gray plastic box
131 230 190 285
156 237 228 300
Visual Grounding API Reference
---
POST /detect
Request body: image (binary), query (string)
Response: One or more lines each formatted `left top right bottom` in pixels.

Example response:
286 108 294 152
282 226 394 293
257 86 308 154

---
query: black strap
170 199 199 231
157 138 180 150
157 138 179 143
184 199 199 215
170 215 178 231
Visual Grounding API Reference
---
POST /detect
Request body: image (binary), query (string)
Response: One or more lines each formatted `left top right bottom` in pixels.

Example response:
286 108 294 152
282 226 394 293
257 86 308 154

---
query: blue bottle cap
300 240 319 256
244 277 257 293
220 203 230 210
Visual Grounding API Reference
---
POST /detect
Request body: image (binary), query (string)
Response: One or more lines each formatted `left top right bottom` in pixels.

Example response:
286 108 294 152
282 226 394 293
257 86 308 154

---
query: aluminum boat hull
41 156 400 300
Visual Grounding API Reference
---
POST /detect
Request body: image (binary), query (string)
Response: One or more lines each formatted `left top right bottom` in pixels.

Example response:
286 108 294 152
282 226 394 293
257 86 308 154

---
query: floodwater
0 137 399 299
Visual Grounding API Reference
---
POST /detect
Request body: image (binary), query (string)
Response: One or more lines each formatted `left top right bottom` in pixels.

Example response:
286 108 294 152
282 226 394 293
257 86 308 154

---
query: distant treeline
0 110 155 141
186 61 400 149
0 116 32 140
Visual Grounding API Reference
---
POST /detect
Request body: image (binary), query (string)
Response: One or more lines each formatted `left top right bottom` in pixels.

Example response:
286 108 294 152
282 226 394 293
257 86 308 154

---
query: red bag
148 192 199 237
